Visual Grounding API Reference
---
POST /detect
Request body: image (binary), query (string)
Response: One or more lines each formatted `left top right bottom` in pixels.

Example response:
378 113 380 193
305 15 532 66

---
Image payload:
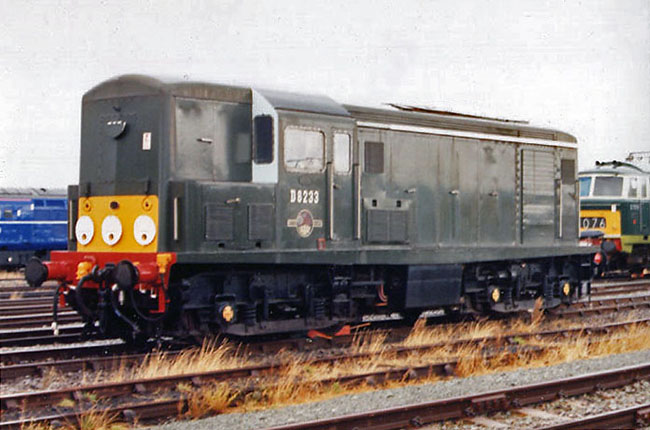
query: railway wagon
579 160 650 274
0 188 67 268
26 75 594 341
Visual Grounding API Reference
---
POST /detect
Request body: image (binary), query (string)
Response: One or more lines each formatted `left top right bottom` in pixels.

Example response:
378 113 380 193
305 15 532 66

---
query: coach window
284 127 324 172
2 209 12 219
334 133 351 174
364 141 384 174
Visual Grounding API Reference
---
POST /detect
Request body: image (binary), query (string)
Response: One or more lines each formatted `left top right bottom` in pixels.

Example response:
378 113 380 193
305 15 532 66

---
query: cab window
593 176 623 197
284 127 324 172
579 177 591 197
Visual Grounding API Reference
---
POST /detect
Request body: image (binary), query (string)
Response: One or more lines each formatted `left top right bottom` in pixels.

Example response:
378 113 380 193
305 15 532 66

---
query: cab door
280 123 329 248
330 129 355 242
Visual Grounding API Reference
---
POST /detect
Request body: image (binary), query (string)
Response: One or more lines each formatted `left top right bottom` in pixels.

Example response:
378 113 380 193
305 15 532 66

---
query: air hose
108 283 141 334
75 271 97 321
124 274 169 323
51 283 65 335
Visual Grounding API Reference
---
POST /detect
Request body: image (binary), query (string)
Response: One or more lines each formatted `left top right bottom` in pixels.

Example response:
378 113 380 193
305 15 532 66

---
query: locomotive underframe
53 253 591 342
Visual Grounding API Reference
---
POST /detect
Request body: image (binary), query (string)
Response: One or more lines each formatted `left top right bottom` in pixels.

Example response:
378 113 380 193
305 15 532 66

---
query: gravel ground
148 348 650 430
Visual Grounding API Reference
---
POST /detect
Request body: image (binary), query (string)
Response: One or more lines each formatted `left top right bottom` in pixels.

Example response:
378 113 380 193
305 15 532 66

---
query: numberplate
580 217 606 229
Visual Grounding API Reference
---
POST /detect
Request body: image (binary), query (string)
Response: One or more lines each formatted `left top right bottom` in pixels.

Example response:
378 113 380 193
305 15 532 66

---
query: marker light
101 215 122 246
75 216 94 245
133 215 156 246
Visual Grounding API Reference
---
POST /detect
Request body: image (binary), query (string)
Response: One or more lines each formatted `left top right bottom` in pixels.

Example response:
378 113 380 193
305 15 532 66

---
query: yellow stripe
77 195 158 252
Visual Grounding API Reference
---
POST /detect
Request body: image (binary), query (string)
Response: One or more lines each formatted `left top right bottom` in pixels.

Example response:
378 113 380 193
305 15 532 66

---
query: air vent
205 204 234 241
248 204 274 241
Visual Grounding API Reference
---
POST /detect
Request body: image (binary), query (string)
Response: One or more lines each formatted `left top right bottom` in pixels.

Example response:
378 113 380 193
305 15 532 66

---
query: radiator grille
367 209 408 243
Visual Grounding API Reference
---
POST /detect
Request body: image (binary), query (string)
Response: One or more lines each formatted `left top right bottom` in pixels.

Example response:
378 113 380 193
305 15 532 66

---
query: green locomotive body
27 75 594 341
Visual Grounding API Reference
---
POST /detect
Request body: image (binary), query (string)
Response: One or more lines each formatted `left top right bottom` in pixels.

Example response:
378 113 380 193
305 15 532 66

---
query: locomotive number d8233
26 75 595 343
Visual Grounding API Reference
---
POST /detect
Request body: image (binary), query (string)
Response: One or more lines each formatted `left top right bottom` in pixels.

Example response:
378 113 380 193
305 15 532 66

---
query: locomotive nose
25 257 48 287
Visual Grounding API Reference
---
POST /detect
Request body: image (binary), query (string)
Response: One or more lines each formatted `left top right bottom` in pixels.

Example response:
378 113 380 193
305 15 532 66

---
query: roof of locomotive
83 75 349 117
85 75 576 143
579 161 650 176
344 104 576 143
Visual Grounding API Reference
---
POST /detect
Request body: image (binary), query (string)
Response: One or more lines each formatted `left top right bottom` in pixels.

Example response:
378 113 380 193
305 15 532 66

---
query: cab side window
284 127 324 172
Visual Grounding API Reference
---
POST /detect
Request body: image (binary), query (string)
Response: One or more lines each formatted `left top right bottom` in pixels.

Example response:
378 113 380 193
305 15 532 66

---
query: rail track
1 317 648 428
550 294 650 318
264 364 650 430
2 317 648 382
0 325 84 348
590 278 650 297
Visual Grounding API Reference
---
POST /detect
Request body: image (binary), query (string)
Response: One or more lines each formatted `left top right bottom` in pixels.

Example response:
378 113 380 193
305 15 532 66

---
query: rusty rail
264 364 650 430
537 402 650 429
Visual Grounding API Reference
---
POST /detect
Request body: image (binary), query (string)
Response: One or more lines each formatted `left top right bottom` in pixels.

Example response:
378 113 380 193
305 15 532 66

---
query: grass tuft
182 382 238 419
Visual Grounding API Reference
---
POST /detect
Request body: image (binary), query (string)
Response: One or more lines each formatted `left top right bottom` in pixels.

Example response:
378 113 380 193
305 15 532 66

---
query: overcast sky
1 0 648 189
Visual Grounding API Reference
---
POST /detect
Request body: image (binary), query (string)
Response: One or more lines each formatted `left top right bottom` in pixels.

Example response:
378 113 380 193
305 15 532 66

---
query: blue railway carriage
0 188 68 268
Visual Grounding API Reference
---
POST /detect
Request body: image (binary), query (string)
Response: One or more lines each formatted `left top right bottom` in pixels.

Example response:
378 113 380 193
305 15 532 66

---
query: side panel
404 265 463 308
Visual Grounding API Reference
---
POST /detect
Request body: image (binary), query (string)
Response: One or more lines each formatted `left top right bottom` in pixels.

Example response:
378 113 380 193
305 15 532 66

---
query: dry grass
20 422 54 430
229 317 650 413
530 297 546 328
180 382 238 419
76 311 650 423
107 338 249 383
19 408 129 430
68 408 128 430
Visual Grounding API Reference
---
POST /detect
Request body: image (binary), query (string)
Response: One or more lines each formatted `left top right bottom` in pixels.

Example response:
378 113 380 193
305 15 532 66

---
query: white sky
0 0 648 188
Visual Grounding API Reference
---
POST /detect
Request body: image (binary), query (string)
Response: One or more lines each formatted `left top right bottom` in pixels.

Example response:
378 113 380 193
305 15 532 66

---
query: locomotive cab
579 161 650 273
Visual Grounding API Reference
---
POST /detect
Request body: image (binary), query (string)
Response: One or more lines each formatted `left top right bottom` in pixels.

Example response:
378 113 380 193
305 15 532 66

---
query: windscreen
593 176 623 197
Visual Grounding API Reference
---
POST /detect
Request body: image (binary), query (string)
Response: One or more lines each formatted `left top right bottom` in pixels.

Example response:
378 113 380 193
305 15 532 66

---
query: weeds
19 407 129 430
108 338 248 383
182 382 238 419
37 311 649 425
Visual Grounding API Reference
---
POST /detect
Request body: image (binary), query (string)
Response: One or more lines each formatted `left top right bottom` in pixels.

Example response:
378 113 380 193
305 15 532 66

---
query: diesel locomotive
0 188 67 268
579 158 650 275
26 75 594 342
